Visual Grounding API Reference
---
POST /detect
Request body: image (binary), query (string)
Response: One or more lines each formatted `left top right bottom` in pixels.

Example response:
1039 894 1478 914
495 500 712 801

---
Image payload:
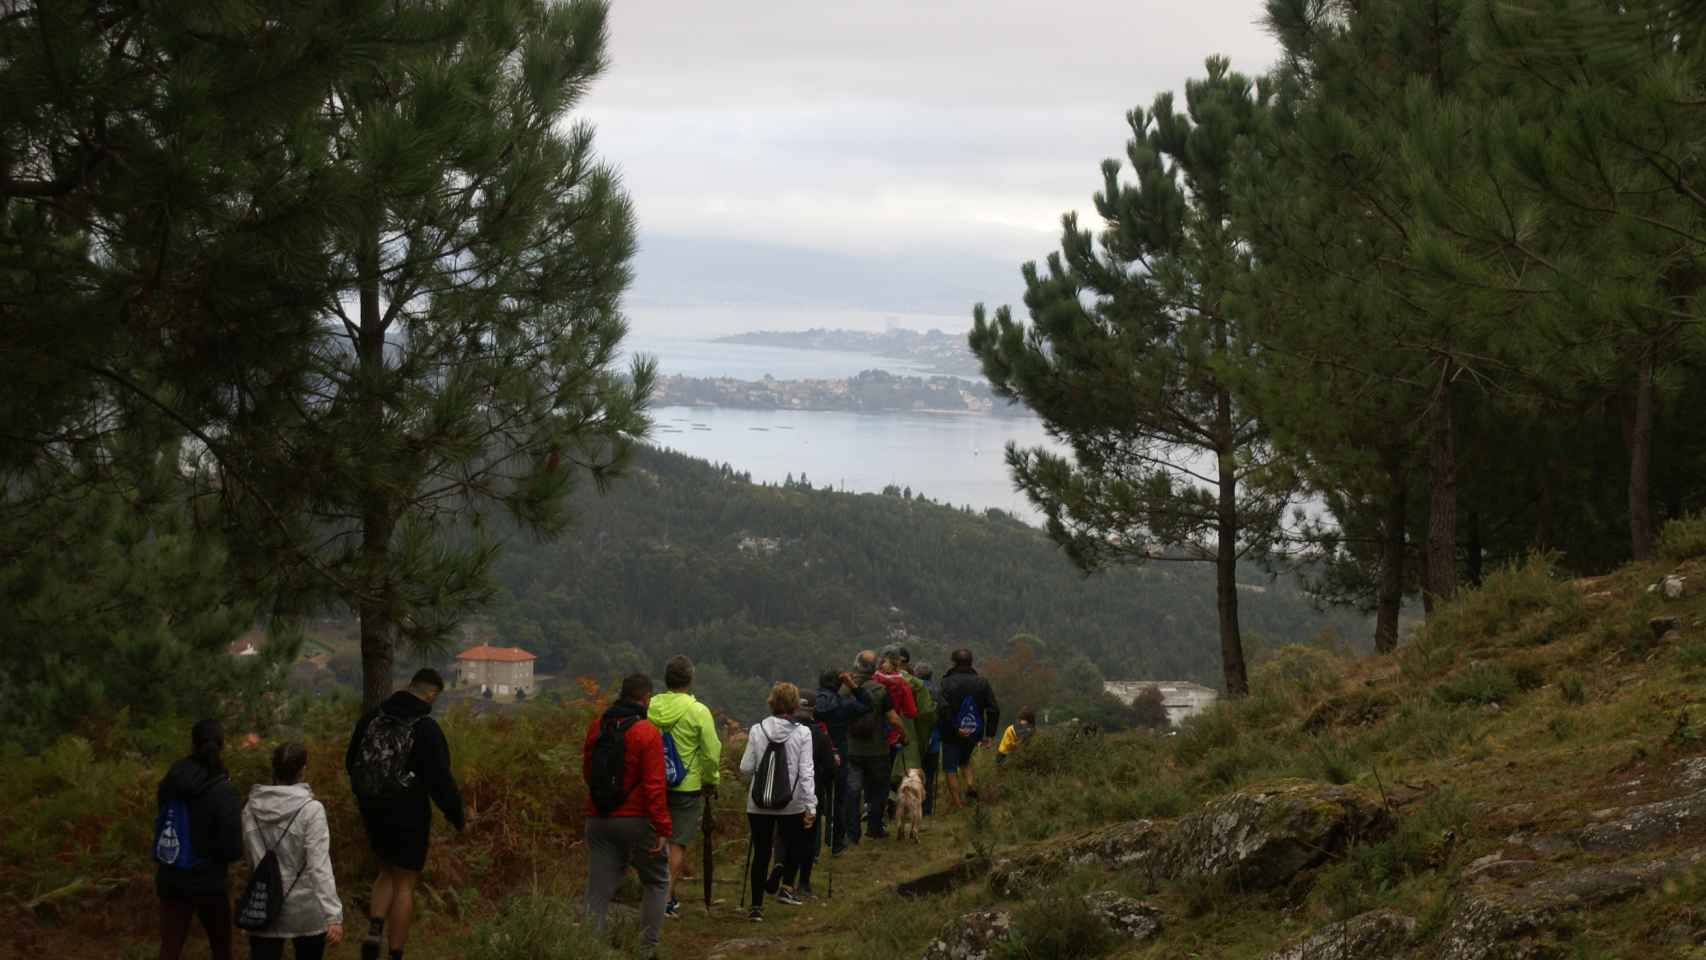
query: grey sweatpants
584 817 670 951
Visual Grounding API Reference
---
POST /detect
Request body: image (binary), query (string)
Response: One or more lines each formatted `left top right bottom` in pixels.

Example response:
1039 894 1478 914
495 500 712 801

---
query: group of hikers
153 644 1026 960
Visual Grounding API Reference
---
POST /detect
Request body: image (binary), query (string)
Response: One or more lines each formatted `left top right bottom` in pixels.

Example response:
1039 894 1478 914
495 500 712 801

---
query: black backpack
587 715 640 815
234 804 308 932
750 723 796 811
351 712 421 804
847 685 883 739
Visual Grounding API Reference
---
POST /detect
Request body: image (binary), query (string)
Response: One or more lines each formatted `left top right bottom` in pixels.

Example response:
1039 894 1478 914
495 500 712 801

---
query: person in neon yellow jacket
996 707 1037 766
647 656 722 919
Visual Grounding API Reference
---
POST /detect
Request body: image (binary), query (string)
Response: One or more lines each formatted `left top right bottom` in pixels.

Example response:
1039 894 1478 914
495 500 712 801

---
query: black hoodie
346 691 466 834
154 757 243 898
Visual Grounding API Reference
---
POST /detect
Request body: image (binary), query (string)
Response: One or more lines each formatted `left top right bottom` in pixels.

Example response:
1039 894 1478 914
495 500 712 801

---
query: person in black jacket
346 669 465 960
776 698 837 897
156 718 243 960
812 669 870 855
935 648 1000 809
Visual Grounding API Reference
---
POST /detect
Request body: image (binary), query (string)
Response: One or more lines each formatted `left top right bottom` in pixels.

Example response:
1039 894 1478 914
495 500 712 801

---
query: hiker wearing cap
813 669 870 854
646 655 722 920
936 648 1000 808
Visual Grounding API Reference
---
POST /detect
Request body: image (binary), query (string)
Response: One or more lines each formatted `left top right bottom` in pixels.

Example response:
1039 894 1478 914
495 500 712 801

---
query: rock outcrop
1081 891 1163 943
920 910 1013 960
1262 909 1416 960
989 780 1391 897
1573 787 1706 853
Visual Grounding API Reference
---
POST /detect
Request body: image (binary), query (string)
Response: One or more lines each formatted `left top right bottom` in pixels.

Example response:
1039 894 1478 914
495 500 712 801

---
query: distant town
716 327 984 377
654 368 1030 416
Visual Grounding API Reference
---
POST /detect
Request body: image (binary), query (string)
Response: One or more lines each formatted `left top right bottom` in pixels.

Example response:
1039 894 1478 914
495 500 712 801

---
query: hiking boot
776 888 804 906
764 864 784 895
748 907 764 923
664 897 681 919
360 935 382 960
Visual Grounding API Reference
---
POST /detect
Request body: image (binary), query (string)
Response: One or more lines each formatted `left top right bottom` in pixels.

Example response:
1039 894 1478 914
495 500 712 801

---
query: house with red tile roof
455 644 537 699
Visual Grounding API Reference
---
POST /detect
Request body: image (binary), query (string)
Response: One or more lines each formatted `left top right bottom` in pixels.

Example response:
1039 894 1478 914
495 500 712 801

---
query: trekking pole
825 798 833 900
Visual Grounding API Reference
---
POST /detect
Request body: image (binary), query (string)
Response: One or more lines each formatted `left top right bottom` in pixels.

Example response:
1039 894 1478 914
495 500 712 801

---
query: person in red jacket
582 674 672 957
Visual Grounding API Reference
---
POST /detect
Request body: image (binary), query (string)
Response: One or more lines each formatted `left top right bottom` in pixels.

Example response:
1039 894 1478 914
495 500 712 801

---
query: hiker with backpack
845 650 903 841
813 669 870 855
345 668 465 960
873 651 920 775
582 673 672 957
772 695 836 898
912 661 942 816
996 706 1038 766
936 648 1000 809
646 655 722 919
239 743 344 959
738 682 817 921
156 718 244 960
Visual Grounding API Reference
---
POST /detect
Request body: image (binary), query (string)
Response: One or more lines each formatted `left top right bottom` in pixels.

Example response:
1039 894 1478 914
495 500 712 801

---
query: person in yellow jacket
996 707 1037 766
647 656 722 919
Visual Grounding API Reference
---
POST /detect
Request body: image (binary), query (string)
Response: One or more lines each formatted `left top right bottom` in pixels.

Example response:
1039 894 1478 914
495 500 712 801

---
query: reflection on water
648 405 1058 521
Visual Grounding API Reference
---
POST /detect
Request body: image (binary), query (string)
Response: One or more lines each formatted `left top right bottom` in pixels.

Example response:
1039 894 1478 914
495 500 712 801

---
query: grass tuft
1657 512 1706 563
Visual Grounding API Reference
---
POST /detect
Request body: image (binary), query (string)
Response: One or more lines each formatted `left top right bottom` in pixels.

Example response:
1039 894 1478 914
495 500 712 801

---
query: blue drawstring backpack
661 726 688 788
153 797 204 869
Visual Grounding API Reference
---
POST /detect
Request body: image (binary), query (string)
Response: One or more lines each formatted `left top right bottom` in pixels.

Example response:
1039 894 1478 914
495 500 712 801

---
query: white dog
896 768 926 842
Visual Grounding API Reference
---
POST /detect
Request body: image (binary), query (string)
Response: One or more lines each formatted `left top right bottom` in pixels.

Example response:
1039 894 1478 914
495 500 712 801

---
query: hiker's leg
159 895 194 960
632 824 670 951
922 750 939 815
384 868 420 952
583 818 624 932
248 936 284 960
779 810 808 886
291 934 328 960
859 756 887 834
747 814 777 910
195 893 233 960
667 843 685 901
842 760 863 843
368 866 395 932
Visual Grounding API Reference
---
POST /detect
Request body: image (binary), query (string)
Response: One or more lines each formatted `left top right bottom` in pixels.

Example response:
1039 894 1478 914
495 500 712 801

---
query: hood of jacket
646 691 700 729
381 690 433 720
245 783 315 827
161 757 227 801
813 689 841 716
602 698 648 723
945 665 979 678
754 715 798 742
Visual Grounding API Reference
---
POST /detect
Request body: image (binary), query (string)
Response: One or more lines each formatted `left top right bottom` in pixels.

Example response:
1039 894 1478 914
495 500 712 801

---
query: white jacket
240 784 343 937
740 716 816 816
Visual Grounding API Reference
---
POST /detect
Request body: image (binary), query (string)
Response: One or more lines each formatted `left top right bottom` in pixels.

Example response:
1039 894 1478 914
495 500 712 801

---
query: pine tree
252 0 651 709
970 59 1285 696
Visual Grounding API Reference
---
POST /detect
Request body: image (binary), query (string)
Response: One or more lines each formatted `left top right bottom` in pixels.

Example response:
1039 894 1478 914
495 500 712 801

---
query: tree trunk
1624 359 1655 562
1374 456 1407 654
1214 387 1248 697
357 228 394 713
1424 364 1458 610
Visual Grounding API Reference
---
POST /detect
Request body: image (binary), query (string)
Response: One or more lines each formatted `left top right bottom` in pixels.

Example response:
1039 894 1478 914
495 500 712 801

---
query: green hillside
478 445 1366 710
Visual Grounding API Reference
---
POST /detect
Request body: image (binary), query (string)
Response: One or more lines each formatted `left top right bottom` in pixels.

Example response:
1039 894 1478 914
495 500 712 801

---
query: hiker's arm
846 686 872 719
641 728 672 840
217 783 244 864
886 708 904 737
738 728 759 780
698 706 722 788
306 803 343 928
344 716 364 779
423 724 466 831
798 729 816 816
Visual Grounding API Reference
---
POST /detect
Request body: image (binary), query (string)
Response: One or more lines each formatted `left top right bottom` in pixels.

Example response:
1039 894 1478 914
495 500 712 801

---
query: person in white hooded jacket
739 682 815 922
241 743 344 960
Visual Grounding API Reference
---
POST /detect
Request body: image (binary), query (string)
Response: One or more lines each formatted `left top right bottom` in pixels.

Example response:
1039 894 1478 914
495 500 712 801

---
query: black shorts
941 737 978 773
361 804 430 872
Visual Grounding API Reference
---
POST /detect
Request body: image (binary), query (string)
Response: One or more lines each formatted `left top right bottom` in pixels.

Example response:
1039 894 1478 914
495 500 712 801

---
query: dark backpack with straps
588 715 640 815
234 804 308 932
750 723 796 811
351 712 421 804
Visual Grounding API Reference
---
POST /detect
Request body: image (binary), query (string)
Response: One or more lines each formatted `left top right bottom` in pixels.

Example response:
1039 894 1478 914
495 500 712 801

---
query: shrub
460 892 629 960
1406 555 1575 678
1658 512 1706 563
1002 890 1120 960
1557 671 1587 705
1432 665 1519 706
1680 644 1706 670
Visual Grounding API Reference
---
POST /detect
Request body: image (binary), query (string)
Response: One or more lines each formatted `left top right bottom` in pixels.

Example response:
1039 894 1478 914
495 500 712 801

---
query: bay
622 333 936 379
650 405 1056 519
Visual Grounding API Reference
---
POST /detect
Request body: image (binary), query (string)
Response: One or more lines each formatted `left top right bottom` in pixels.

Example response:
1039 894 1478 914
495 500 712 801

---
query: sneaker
868 827 890 839
664 897 681 919
965 788 980 802
748 907 764 923
360 936 382 960
796 883 815 898
776 888 804 906
830 844 848 856
765 864 784 895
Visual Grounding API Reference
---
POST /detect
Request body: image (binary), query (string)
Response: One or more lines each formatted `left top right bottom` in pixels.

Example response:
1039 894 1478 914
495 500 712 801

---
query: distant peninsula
716 327 982 376
653 369 1031 417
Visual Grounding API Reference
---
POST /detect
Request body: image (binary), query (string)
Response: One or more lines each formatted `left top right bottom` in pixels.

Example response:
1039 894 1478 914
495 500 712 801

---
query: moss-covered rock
988 819 1172 897
1262 909 1415 960
1167 779 1394 889
920 910 1013 960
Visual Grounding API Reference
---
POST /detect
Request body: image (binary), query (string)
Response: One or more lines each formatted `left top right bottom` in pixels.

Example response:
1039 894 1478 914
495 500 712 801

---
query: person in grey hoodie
241 742 344 960
738 682 816 922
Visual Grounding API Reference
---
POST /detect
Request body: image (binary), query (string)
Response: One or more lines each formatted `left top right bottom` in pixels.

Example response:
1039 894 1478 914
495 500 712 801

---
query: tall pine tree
970 58 1283 696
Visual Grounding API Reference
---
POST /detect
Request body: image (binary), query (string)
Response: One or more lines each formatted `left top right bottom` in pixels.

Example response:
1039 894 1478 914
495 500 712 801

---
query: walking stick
825 791 834 900
739 834 753 909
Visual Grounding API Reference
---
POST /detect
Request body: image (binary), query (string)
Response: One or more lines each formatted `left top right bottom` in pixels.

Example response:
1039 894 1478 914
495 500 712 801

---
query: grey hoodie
739 715 816 817
240 783 343 937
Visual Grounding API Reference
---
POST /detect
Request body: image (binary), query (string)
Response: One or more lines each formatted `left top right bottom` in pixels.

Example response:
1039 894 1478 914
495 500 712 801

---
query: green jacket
905 673 934 761
846 676 892 758
647 691 722 792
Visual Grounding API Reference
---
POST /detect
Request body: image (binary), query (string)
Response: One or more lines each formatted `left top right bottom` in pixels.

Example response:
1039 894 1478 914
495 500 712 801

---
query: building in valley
1103 680 1219 727
454 644 537 700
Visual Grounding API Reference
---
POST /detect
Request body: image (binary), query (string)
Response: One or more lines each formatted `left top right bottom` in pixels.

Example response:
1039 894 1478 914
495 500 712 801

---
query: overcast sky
581 0 1279 338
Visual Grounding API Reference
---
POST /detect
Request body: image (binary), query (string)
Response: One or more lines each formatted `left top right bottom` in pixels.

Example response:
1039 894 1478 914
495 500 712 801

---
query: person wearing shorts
935 648 999 808
646 655 722 918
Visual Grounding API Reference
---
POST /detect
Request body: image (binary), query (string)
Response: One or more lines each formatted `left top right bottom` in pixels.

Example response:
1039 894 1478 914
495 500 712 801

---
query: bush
1432 665 1519 706
1658 512 1706 563
1405 555 1576 679
1557 671 1587 705
460 892 628 960
1001 890 1120 960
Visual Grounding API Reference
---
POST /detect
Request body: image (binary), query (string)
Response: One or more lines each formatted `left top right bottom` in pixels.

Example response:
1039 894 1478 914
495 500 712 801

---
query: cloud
580 0 1280 323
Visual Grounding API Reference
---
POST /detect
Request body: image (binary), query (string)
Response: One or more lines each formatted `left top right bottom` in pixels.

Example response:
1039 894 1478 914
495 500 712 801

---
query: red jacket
582 704 672 839
874 671 917 747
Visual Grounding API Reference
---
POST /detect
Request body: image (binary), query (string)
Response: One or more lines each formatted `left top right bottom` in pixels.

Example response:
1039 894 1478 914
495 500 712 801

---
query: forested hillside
479 446 1365 708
